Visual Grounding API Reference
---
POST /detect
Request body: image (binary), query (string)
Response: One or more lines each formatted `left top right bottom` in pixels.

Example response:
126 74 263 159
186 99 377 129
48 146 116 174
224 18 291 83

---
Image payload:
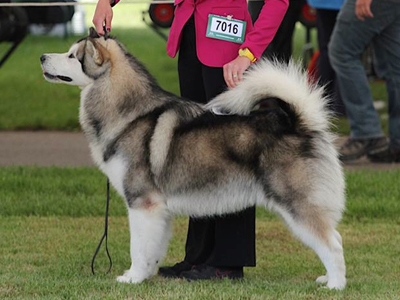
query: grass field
0 4 389 133
1 167 400 299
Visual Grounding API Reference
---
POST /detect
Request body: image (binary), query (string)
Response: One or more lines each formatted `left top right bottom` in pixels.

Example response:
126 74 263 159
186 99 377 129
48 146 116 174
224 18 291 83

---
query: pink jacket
166 0 289 67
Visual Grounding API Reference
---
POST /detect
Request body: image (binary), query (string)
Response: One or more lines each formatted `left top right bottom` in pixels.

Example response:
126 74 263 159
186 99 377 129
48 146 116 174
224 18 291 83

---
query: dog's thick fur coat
41 30 346 289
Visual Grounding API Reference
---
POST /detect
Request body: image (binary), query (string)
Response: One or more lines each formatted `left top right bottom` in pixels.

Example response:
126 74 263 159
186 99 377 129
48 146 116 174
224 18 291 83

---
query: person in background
307 0 346 116
248 0 305 63
93 0 289 280
329 0 400 163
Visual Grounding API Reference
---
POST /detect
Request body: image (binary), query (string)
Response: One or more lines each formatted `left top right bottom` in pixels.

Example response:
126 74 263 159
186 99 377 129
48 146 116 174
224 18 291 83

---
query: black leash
91 27 112 275
91 178 112 275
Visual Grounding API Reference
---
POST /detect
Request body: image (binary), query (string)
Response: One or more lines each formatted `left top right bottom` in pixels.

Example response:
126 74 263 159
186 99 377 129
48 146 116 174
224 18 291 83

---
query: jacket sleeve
241 0 289 59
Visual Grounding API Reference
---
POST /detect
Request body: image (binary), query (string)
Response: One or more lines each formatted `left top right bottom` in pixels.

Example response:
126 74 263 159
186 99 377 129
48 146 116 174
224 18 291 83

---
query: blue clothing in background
329 0 400 147
307 0 345 10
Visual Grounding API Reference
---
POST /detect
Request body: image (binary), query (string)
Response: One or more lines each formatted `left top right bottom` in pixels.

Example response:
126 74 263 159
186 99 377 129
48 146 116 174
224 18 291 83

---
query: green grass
1 217 399 300
0 5 389 132
1 167 400 221
0 167 400 299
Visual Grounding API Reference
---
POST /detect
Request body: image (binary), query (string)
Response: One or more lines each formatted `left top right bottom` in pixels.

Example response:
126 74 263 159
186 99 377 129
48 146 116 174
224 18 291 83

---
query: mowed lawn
0 167 400 300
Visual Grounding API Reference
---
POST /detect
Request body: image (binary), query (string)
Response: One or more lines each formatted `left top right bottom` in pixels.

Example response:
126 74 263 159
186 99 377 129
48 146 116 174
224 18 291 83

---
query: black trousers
177 16 256 268
248 0 305 63
316 9 346 115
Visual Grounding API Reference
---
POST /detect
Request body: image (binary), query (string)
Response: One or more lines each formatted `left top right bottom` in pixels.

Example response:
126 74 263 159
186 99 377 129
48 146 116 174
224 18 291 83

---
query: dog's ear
89 27 100 39
87 39 104 65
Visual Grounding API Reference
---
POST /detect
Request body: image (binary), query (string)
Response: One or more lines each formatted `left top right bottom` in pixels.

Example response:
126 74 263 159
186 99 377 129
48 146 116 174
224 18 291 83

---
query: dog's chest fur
80 85 130 198
100 154 128 196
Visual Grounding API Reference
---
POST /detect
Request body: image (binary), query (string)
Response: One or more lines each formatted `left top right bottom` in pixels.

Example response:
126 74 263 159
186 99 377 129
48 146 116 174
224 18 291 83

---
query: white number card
206 14 246 44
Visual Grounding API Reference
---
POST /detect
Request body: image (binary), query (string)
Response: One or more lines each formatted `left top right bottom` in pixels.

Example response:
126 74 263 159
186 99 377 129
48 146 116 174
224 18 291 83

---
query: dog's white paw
116 270 147 284
326 277 346 290
316 275 328 284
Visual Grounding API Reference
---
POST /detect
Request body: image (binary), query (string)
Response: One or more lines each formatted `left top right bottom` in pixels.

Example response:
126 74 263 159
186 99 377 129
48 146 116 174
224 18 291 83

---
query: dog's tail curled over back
205 59 331 133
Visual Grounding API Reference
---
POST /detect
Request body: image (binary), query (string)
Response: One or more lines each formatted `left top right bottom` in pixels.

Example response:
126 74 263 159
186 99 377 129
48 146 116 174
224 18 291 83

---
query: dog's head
41 28 114 87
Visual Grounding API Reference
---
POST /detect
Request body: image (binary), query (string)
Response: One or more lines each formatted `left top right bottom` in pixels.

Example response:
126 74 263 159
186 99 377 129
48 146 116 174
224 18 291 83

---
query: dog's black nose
40 55 46 63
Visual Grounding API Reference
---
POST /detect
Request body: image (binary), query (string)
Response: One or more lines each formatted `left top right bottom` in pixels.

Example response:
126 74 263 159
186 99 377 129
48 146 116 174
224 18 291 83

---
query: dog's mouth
44 72 73 82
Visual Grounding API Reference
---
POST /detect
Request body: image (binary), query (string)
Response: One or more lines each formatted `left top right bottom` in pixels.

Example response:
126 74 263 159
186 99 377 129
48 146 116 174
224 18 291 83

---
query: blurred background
0 0 388 134
0 0 180 130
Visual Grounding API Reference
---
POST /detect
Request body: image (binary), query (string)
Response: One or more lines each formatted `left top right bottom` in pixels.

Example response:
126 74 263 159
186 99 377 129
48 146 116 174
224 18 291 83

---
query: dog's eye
68 54 75 59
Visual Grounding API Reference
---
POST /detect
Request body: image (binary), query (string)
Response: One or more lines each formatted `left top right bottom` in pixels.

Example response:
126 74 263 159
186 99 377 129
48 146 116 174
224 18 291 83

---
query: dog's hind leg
315 229 344 285
117 193 172 284
274 206 346 290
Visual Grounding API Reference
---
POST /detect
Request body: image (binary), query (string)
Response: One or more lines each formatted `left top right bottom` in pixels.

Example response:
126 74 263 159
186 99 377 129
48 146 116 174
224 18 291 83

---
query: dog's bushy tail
205 59 331 133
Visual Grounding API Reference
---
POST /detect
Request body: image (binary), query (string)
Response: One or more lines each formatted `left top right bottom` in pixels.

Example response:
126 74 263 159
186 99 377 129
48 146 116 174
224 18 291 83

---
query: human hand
355 0 374 21
223 56 252 88
92 0 113 36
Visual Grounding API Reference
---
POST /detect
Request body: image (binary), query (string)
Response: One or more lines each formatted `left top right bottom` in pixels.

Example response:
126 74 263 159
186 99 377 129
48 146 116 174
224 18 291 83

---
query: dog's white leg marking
276 208 346 290
315 229 344 285
117 196 171 284
316 231 346 290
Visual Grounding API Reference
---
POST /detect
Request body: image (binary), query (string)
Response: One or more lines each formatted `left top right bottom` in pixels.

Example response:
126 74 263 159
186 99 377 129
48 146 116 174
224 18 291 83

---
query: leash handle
91 178 112 275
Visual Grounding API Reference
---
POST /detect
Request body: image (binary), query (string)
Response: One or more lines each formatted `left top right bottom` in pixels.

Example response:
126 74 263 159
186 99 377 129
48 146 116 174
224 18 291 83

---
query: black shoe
158 261 193 278
339 137 388 162
367 147 400 163
181 264 244 281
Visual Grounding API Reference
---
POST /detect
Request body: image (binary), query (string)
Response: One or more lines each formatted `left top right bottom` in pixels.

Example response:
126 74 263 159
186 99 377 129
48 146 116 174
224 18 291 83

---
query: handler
93 0 288 280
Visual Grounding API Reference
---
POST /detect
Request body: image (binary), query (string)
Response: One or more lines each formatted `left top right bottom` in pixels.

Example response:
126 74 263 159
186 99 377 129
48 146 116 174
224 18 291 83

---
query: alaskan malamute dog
41 28 346 289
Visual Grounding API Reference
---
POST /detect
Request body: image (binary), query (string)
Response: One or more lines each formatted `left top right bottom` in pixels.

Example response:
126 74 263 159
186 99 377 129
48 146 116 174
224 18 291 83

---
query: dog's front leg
117 194 172 284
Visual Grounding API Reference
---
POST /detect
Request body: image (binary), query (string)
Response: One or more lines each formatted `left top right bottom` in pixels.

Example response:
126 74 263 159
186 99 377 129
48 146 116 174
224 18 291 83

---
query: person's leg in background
316 8 346 116
328 0 388 162
367 4 400 162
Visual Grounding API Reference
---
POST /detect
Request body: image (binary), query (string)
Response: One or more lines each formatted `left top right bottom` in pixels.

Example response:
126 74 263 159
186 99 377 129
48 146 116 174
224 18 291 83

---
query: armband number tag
206 14 246 44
